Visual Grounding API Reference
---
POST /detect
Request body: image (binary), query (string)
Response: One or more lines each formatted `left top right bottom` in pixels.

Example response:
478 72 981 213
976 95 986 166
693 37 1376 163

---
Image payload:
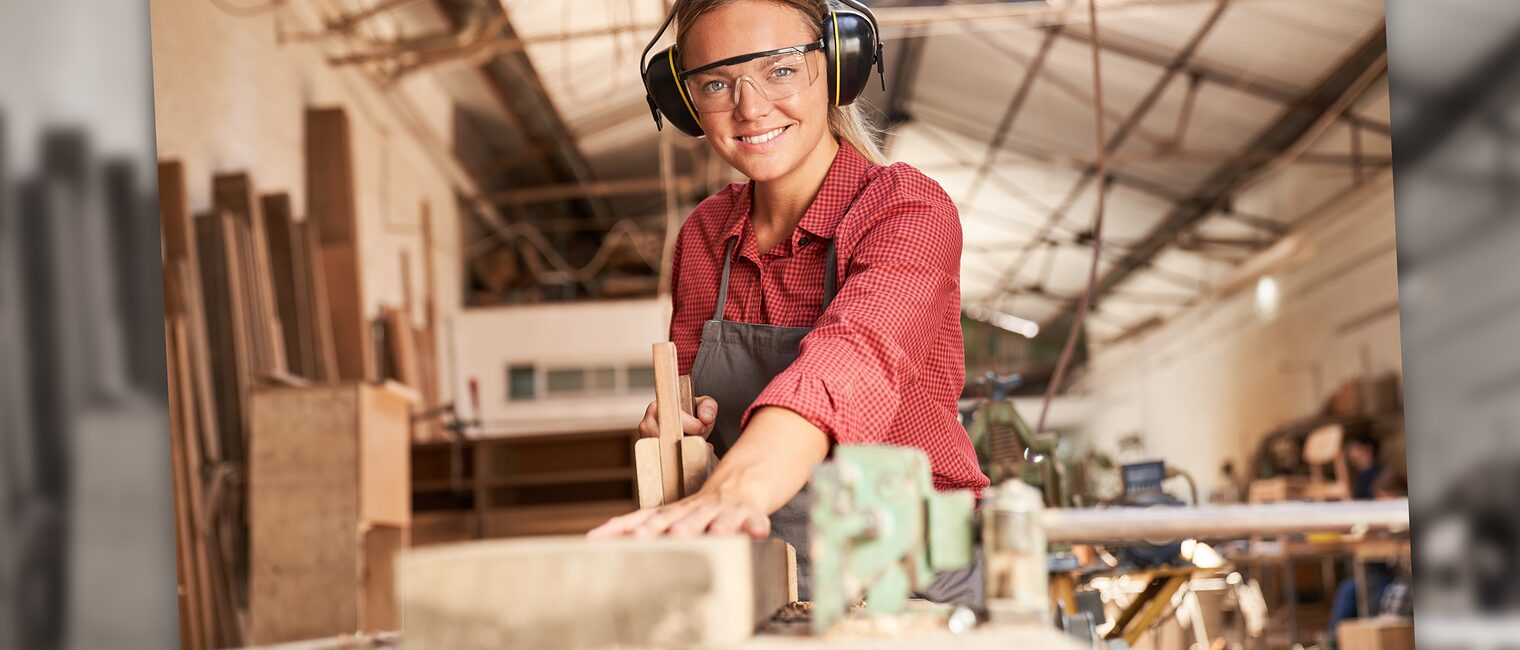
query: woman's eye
700 80 728 94
771 66 797 80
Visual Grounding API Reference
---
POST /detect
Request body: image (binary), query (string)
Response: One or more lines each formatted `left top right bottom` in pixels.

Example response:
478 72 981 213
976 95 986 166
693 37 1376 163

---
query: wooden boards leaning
397 536 794 649
306 107 372 382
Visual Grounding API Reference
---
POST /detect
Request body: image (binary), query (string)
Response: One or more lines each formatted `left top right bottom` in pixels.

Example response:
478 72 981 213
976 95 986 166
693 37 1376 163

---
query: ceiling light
964 305 1040 338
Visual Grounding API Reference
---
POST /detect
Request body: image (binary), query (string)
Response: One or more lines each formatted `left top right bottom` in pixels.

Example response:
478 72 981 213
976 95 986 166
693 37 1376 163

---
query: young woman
589 0 990 602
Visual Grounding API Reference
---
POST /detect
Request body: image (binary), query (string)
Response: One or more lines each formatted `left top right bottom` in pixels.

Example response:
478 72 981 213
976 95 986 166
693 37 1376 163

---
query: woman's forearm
699 406 830 514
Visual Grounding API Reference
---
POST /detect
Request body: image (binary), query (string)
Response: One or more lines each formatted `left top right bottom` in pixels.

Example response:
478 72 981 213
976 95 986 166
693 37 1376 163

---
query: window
546 368 586 396
587 367 617 394
508 365 535 401
626 364 656 391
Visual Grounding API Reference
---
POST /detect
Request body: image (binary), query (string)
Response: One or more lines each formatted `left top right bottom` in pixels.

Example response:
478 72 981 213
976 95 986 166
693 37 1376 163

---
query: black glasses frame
678 40 825 80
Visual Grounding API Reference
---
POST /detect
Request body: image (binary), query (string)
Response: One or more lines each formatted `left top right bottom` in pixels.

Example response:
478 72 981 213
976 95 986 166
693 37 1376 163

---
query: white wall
150 0 464 403
454 298 670 436
1073 171 1403 498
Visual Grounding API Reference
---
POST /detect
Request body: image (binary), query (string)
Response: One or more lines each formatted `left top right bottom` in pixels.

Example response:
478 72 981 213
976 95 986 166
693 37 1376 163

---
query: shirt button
799 236 813 247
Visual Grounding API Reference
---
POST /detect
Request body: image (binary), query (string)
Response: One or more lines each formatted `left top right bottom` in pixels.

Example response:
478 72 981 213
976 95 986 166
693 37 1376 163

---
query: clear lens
683 49 818 113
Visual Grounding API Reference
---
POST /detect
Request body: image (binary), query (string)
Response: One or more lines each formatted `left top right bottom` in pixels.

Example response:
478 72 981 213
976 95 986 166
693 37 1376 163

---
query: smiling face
679 0 835 183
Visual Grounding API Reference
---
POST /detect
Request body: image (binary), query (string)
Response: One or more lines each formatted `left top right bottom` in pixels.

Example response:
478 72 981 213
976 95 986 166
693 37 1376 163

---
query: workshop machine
809 445 976 632
806 445 1408 648
963 372 1069 507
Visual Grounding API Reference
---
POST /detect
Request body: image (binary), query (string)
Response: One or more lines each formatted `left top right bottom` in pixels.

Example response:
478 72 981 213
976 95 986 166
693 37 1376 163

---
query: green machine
964 372 1069 507
809 445 976 632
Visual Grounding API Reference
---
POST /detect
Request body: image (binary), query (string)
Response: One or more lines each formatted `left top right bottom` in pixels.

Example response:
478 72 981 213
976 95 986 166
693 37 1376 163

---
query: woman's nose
733 78 773 121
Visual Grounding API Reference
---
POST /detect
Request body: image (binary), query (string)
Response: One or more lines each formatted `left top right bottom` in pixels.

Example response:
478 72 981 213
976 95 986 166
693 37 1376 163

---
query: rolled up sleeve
741 176 962 443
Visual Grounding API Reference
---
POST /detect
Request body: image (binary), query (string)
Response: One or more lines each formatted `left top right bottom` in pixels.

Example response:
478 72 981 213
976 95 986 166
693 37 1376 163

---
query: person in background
1326 460 1408 648
1345 433 1382 500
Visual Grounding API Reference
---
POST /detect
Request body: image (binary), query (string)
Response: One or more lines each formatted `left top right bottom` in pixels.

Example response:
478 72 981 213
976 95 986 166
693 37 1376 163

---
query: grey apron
689 238 983 606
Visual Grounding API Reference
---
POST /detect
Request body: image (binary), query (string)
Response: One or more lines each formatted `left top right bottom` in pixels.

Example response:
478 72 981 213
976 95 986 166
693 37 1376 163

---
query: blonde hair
672 0 888 165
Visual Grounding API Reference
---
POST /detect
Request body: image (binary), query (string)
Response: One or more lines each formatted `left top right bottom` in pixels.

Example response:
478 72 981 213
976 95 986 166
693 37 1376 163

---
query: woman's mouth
735 125 790 152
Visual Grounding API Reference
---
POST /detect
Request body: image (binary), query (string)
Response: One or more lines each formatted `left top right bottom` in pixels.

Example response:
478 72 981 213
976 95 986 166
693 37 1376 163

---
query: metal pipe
1042 498 1410 543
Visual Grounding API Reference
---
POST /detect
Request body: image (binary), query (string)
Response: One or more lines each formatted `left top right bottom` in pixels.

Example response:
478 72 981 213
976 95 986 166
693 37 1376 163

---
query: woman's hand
589 406 829 539
638 396 718 438
586 475 773 539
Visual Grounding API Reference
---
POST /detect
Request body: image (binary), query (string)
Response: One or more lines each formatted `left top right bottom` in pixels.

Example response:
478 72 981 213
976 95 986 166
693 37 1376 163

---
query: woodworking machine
808 445 976 632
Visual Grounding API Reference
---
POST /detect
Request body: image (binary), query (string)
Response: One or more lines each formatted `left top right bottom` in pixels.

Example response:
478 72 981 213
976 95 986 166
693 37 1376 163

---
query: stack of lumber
160 106 443 649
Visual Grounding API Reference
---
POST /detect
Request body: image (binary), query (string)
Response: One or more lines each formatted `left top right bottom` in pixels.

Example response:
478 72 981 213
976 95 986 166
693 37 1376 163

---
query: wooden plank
397 536 792 649
173 315 219 650
380 307 420 389
652 342 682 503
306 107 370 380
214 172 287 375
158 162 222 463
261 193 315 379
305 108 359 246
297 221 340 382
634 437 663 509
165 316 205 650
196 211 253 459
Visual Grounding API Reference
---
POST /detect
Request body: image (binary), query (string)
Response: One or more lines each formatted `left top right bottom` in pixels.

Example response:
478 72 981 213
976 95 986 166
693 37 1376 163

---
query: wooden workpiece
653 342 684 502
398 535 795 649
637 342 719 507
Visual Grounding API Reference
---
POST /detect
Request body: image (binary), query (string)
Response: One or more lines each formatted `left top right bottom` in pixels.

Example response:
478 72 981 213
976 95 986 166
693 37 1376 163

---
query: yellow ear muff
831 10 842 106
669 46 701 128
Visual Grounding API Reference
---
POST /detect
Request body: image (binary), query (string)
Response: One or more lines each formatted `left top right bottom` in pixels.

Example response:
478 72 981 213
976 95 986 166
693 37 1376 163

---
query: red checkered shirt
669 142 990 496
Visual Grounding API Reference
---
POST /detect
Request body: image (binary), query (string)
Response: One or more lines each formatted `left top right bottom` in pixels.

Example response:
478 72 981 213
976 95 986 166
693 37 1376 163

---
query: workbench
242 620 1087 650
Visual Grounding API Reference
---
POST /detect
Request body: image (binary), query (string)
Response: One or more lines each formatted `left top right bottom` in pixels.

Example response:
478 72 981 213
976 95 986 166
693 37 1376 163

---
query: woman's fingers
586 507 658 539
667 501 723 538
645 397 717 438
637 400 658 438
695 397 718 437
707 504 770 537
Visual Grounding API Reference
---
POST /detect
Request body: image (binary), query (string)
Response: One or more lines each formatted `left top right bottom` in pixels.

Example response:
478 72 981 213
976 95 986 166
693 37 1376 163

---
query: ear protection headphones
640 0 885 138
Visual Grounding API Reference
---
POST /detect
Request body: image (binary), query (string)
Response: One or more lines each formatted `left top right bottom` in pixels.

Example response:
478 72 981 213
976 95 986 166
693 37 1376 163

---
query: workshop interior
0 0 1428 648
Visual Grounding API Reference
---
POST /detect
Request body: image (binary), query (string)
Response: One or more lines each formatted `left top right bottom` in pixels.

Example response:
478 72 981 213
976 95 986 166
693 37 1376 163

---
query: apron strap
715 237 839 320
823 239 839 310
713 238 738 322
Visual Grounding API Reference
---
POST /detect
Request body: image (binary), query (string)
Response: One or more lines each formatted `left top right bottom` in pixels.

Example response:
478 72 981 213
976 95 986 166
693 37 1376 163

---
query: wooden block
360 525 405 634
652 342 682 503
398 536 792 649
680 435 715 496
634 436 663 509
1336 617 1414 650
248 383 412 644
679 374 694 414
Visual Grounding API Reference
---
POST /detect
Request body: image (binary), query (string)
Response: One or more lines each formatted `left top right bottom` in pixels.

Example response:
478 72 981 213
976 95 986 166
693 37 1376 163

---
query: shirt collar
721 140 875 247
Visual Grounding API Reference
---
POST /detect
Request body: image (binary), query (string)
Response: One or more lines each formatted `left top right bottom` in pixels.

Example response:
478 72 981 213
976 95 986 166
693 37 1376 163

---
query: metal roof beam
1043 26 1389 327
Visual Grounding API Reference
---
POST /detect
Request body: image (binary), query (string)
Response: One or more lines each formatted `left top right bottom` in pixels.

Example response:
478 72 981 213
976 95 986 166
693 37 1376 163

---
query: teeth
740 127 785 144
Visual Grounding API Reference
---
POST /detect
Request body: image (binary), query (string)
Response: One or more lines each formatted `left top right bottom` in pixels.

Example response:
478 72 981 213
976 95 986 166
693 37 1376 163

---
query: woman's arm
586 406 828 537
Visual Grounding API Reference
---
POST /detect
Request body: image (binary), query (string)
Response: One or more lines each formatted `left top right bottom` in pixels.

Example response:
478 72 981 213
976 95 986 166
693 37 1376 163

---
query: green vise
809 445 976 632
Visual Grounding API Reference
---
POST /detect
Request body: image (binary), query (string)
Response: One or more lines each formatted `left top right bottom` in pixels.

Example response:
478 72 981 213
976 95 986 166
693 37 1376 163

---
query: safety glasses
679 41 824 113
